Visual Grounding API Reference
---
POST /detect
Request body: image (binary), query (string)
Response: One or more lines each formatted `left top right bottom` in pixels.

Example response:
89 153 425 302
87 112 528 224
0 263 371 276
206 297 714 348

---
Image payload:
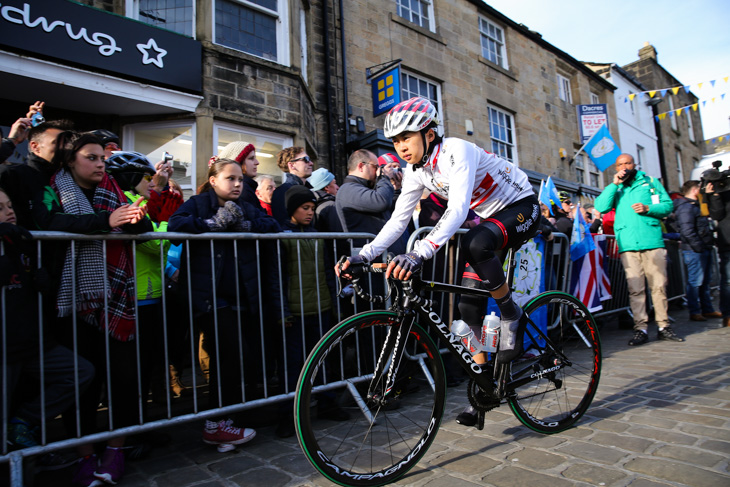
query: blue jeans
683 249 715 315
720 251 730 317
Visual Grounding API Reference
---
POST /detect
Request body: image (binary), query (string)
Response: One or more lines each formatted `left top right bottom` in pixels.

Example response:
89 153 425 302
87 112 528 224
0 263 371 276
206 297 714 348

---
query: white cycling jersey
361 137 534 262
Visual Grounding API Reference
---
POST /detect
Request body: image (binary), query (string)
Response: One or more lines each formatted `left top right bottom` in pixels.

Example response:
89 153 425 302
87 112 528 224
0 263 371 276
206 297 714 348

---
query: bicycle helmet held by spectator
91 129 120 147
105 151 155 192
383 97 441 139
377 153 399 167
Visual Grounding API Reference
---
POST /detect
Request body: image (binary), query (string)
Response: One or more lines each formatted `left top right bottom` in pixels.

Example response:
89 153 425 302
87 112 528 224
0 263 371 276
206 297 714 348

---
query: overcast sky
484 0 730 139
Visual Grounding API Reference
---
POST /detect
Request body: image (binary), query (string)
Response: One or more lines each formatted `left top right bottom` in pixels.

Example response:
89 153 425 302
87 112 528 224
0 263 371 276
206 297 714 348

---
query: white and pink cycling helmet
383 97 441 139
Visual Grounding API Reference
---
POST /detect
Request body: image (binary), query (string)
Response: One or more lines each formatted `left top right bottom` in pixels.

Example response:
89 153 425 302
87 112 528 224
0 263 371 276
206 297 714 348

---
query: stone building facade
340 1 617 197
623 43 703 192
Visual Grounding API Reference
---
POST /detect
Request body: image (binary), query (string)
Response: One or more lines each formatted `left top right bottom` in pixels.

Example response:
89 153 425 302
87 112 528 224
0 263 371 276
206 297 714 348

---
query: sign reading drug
0 0 202 92
372 66 401 117
577 104 608 144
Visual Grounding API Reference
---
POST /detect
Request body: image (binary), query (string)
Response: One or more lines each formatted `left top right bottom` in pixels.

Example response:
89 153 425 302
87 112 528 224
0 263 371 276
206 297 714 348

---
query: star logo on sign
136 38 167 69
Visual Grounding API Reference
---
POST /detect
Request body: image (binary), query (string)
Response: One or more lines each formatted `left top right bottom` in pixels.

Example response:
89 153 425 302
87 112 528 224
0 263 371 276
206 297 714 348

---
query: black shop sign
0 0 202 92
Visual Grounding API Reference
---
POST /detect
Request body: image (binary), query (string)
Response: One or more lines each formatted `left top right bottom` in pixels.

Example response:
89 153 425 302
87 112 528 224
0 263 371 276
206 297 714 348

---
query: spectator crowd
1 101 728 487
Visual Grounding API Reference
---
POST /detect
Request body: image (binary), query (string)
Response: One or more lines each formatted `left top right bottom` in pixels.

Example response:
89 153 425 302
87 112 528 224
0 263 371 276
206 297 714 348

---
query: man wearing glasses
336 149 406 257
271 147 314 224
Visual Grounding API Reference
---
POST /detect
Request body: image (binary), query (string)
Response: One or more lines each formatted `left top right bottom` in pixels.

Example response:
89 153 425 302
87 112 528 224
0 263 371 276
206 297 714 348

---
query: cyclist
337 96 540 427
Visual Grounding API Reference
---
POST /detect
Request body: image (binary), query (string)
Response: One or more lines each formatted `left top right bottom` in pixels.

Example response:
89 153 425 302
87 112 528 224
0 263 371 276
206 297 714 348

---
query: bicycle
294 260 601 487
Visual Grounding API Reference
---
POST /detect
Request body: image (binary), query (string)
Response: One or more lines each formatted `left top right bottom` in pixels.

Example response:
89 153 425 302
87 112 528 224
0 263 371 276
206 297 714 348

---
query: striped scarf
52 169 137 341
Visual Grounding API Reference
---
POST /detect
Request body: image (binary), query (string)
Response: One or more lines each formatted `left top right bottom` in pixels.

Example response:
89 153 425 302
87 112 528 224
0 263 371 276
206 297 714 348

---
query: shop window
124 122 196 197
215 0 290 65
215 123 293 184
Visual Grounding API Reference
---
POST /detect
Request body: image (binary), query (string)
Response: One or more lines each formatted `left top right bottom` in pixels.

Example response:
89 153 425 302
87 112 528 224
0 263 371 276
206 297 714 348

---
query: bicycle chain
465 378 501 413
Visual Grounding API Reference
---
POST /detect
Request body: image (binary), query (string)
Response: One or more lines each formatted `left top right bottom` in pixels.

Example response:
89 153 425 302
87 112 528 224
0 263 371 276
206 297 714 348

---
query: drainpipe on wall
322 0 337 174
339 0 350 147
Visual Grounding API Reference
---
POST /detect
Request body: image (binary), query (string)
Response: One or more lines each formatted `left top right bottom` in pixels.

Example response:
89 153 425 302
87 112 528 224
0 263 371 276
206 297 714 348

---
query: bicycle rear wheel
507 291 601 433
295 311 446 487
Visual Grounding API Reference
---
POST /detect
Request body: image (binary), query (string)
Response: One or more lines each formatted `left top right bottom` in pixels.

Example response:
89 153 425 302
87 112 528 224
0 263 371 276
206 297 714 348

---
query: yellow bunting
675 109 682 117
725 76 729 83
698 82 703 89
628 93 636 101
672 87 680 95
659 113 666 120
648 91 656 98
692 103 698 111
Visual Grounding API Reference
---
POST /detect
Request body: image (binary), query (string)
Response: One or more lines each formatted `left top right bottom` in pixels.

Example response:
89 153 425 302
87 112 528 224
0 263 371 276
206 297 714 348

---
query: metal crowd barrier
1 231 381 487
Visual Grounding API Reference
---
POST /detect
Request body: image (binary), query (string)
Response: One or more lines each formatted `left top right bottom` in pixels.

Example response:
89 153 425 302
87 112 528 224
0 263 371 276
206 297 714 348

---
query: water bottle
451 320 485 356
481 312 501 353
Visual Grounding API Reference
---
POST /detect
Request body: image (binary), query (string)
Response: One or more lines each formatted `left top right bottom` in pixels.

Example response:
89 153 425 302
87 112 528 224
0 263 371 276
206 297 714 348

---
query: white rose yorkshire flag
582 123 622 171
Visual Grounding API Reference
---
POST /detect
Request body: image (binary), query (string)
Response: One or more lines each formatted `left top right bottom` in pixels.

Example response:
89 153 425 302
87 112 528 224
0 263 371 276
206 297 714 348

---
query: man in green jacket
595 153 684 346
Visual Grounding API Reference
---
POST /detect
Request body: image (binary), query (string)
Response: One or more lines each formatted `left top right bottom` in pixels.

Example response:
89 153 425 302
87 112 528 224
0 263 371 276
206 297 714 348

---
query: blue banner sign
372 66 401 117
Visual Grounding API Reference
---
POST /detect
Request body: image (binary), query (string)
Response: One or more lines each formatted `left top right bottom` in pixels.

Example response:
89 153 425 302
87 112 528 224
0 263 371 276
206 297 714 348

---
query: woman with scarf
43 131 151 487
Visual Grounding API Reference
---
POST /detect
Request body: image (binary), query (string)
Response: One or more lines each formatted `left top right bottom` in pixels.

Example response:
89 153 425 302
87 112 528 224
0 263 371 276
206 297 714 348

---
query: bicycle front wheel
508 291 601 434
295 311 446 487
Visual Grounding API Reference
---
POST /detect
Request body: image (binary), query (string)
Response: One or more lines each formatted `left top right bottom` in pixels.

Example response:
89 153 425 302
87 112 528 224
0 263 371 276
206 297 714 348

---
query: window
479 18 507 68
636 144 644 171
215 123 293 184
214 0 290 65
124 121 196 198
400 72 441 114
589 161 601 188
668 96 678 131
488 106 517 163
575 153 585 184
130 0 195 36
299 8 308 83
396 0 435 32
590 92 600 105
687 111 695 142
676 150 684 185
557 74 572 104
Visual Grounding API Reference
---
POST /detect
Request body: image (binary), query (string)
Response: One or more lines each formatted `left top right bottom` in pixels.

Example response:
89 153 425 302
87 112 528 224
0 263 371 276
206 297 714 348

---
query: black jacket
271 173 311 225
313 190 342 233
242 175 266 216
673 196 714 253
335 174 406 254
0 153 57 229
168 190 285 318
707 190 730 252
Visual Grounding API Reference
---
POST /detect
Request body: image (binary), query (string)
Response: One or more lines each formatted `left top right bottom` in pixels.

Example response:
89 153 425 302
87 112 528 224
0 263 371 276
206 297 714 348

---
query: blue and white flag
583 123 621 171
570 204 596 261
540 177 562 215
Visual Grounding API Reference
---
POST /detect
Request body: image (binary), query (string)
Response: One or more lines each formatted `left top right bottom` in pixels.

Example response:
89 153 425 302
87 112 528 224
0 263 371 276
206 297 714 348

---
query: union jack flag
570 233 612 312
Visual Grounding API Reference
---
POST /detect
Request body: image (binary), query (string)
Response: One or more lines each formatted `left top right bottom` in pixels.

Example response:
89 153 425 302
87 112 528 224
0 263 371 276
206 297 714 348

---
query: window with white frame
574 153 585 184
636 144 644 171
589 160 600 188
590 92 600 105
557 74 572 104
129 0 195 36
215 0 289 65
396 0 435 32
669 96 678 130
215 123 293 184
124 121 196 197
400 72 441 114
687 111 695 142
488 106 517 163
676 150 684 185
479 18 507 68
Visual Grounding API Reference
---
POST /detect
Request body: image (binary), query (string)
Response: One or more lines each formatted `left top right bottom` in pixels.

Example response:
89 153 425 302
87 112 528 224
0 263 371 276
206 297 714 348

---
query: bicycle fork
366 315 415 407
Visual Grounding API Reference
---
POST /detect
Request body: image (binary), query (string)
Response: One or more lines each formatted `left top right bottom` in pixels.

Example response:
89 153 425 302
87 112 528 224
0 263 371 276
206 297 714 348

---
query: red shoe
202 419 256 446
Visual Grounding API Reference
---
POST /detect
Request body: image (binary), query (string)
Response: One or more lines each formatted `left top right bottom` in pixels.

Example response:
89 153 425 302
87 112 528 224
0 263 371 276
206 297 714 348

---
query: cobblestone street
29 305 730 487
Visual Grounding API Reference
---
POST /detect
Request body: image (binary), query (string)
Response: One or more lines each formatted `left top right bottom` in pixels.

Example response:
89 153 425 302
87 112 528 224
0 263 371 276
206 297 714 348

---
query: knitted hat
285 185 316 216
308 167 335 191
218 141 255 165
378 153 399 167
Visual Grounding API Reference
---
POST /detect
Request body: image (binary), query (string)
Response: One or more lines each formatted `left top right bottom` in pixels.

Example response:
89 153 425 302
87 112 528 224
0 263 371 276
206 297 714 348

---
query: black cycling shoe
455 405 478 427
495 312 528 368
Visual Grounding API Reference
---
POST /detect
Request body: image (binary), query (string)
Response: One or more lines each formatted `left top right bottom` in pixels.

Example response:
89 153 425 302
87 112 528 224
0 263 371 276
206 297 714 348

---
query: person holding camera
674 180 721 322
336 149 407 256
595 153 681 346
706 179 730 327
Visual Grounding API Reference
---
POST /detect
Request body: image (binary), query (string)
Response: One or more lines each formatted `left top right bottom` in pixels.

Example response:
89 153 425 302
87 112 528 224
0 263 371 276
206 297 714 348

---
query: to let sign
577 104 608 143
